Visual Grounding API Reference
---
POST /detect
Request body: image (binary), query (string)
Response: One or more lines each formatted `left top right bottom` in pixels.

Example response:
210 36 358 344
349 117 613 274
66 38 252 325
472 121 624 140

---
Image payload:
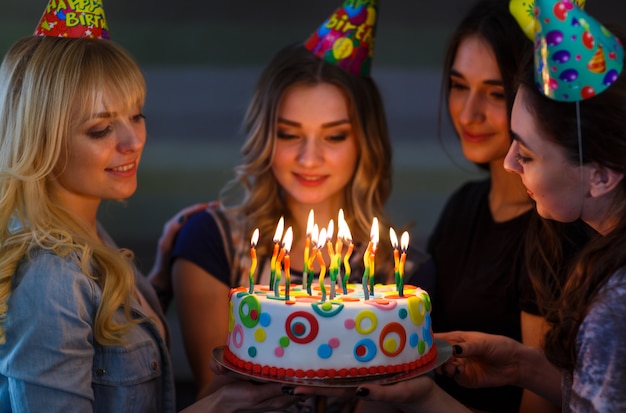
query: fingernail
453 345 463 355
177 215 186 224
356 387 369 397
282 386 294 395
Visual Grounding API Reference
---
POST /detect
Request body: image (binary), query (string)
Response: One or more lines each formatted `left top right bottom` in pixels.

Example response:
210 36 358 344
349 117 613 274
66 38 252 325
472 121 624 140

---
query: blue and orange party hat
304 0 378 77
513 0 623 102
34 0 110 40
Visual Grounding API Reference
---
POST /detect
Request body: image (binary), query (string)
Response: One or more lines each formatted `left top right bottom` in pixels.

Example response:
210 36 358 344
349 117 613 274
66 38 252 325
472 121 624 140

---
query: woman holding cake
170 0 427 407
339 3 626 412
408 1 590 411
0 2 300 412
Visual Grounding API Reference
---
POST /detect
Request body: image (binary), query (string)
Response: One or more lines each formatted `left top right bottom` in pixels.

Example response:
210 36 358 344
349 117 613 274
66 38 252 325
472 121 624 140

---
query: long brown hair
220 44 396 280
518 27 626 371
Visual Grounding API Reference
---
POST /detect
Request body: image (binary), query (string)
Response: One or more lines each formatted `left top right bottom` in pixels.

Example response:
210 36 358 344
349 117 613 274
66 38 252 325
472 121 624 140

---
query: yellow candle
249 228 259 294
269 217 284 292
326 219 335 262
317 227 328 302
389 227 400 290
282 227 293 300
306 224 319 295
273 227 290 297
303 209 314 290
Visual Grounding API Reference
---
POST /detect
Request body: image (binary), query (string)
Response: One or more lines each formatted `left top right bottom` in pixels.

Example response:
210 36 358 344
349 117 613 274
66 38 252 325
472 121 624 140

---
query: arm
435 331 562 405
172 258 230 399
147 202 209 310
518 311 561 413
0 253 96 411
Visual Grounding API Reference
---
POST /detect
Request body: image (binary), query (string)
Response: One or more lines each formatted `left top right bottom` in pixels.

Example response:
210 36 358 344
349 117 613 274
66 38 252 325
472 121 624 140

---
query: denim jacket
0 238 176 412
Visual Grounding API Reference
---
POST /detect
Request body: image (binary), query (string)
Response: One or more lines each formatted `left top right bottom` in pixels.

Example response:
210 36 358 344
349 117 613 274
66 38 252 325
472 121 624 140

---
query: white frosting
226 283 435 377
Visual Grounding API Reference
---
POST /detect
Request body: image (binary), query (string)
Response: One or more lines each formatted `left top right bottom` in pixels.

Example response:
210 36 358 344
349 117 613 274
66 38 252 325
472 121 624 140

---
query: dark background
3 1 625 409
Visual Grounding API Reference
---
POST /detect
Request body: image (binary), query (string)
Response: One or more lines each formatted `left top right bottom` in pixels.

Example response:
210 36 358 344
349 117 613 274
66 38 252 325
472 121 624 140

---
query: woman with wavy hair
0 23 296 413
172 37 425 407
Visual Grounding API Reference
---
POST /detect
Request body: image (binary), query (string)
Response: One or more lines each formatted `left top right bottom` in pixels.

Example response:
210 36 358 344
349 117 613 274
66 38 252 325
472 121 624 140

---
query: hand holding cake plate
212 338 452 388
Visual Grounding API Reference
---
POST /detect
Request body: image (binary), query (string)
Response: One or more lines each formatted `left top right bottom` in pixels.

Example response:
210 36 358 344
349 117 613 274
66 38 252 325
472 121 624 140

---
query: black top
413 179 532 412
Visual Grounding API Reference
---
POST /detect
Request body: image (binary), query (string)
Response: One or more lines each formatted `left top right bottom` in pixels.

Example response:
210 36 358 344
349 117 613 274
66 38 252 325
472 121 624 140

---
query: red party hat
304 0 378 77
34 0 110 39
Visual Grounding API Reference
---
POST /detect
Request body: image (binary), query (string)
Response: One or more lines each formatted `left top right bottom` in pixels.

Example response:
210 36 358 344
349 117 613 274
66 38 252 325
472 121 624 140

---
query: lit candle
326 219 335 259
342 223 353 295
306 224 319 295
249 228 259 294
399 231 409 297
283 227 293 301
389 227 400 291
317 228 328 302
269 217 284 292
326 219 340 300
333 210 345 297
369 217 379 295
303 209 314 292
274 226 291 297
362 240 372 300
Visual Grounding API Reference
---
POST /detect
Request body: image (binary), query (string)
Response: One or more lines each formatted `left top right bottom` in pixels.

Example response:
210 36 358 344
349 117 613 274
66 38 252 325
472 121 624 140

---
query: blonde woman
0 34 297 413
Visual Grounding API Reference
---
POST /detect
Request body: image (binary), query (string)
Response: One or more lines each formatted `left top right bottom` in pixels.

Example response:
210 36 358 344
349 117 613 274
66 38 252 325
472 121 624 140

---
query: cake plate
212 338 452 387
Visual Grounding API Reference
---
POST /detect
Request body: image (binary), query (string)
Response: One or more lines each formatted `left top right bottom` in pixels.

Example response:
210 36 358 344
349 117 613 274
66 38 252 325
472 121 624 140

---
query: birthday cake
225 283 436 379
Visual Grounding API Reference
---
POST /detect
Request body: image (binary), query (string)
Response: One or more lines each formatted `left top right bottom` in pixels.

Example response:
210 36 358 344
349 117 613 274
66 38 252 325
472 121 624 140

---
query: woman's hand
435 331 525 389
147 202 210 309
436 331 562 405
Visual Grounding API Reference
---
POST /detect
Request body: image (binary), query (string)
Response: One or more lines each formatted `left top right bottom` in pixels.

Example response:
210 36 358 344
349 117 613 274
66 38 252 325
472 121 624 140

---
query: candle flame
273 216 284 243
306 209 315 236
311 224 319 246
283 226 294 253
326 219 334 241
401 231 409 252
250 228 259 247
318 227 327 247
370 217 379 246
389 227 398 249
343 221 352 243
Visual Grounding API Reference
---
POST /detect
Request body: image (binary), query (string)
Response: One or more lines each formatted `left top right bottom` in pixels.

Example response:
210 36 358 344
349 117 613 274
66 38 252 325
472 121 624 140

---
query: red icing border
223 344 438 379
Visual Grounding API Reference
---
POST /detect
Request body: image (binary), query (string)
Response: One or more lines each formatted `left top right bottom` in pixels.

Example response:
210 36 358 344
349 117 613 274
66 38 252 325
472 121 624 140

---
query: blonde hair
221 44 395 281
0 36 146 345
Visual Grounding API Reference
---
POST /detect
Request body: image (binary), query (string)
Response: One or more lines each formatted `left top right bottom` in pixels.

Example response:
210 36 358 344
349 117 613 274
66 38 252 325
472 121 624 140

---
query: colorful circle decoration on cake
522 0 623 102
304 0 378 77
34 0 110 40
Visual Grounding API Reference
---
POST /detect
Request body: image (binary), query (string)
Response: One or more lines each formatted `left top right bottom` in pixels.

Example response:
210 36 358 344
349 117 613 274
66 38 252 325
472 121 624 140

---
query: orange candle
369 218 379 295
282 227 293 300
269 217 284 292
317 227 328 302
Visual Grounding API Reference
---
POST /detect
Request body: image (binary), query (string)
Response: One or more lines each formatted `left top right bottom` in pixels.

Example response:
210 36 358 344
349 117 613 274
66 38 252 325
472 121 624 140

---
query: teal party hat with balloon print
525 0 623 102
